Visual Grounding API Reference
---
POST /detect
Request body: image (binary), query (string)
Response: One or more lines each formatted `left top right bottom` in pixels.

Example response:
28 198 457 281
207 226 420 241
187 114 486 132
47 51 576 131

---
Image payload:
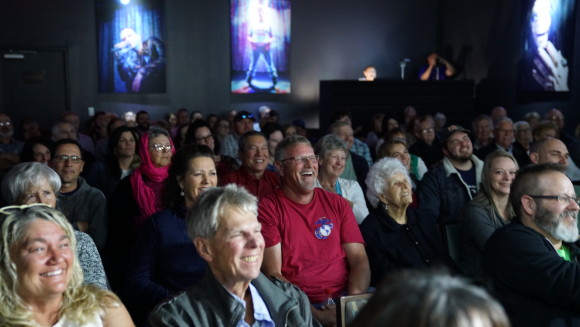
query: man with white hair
483 163 580 326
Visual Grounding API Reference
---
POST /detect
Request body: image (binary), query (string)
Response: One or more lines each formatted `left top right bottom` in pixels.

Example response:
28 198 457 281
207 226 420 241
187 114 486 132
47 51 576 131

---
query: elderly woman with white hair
360 158 447 286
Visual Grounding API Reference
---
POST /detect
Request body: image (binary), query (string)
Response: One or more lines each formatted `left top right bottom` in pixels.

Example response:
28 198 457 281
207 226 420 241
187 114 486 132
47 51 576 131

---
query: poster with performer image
95 0 166 93
231 0 291 94
519 0 575 93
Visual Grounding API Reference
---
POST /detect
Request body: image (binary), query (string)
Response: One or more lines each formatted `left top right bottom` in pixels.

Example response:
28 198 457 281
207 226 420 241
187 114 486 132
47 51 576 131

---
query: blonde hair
0 205 121 326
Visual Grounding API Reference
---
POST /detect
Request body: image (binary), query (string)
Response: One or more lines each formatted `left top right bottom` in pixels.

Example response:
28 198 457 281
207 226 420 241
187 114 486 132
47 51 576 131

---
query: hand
538 41 569 91
132 72 144 92
311 304 337 327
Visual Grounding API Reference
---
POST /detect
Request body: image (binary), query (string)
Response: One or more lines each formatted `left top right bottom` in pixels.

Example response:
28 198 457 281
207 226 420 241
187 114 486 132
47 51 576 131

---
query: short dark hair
238 131 266 154
510 163 567 216
52 138 82 156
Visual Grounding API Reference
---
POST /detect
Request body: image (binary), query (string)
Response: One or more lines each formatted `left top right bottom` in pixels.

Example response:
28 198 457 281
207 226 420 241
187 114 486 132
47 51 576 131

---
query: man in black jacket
483 163 580 327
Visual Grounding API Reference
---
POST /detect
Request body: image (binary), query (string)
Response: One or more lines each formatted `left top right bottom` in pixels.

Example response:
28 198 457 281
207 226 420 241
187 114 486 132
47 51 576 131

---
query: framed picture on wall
231 0 291 94
518 0 576 99
95 0 166 94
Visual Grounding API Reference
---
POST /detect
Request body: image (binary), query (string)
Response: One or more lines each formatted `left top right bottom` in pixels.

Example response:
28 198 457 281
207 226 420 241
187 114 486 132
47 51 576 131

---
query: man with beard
258 135 370 327
0 113 23 170
418 125 484 225
483 163 580 327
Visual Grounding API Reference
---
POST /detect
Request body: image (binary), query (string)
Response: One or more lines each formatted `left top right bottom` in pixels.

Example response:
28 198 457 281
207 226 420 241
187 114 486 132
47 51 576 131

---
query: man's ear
529 152 539 164
521 195 536 217
275 160 284 176
194 238 213 262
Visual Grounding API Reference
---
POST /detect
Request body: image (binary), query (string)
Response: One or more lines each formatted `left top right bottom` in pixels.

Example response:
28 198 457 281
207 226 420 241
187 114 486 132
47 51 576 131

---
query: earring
384 202 388 212
180 190 185 197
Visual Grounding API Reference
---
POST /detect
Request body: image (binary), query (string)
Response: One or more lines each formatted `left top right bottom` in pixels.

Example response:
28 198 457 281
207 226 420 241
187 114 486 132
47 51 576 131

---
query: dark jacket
417 156 483 225
125 203 207 326
360 205 447 286
483 219 580 327
149 271 321 327
409 138 443 169
351 151 369 194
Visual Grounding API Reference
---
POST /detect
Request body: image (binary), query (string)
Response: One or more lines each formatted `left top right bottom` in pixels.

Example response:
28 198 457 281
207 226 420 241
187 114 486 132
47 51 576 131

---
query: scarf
130 131 175 221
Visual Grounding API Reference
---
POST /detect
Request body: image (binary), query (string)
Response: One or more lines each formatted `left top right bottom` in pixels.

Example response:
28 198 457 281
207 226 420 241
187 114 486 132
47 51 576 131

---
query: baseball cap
440 125 471 145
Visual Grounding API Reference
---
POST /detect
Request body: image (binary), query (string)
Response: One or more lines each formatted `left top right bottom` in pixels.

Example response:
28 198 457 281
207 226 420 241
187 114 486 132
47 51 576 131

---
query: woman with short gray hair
360 158 448 286
314 134 369 224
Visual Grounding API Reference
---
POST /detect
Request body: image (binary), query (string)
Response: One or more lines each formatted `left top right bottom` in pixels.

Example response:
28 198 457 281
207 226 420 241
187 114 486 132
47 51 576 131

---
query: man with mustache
483 163 580 327
258 135 370 327
219 131 279 199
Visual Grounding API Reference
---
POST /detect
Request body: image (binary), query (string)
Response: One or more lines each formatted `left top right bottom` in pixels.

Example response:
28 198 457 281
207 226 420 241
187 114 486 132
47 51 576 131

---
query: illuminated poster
96 0 166 93
231 0 291 94
519 0 575 92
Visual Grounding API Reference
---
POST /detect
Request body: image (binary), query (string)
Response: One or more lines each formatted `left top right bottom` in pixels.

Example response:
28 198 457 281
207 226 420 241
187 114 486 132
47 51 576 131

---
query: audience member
402 105 417 128
459 151 518 279
88 111 111 143
219 131 280 199
292 119 308 138
524 111 541 131
361 65 376 81
20 116 43 140
190 110 203 123
512 120 533 167
50 139 107 251
62 111 95 154
361 158 447 286
351 270 509 327
164 112 177 131
150 184 318 327
365 113 384 157
214 119 231 145
330 120 370 193
260 122 284 170
0 204 134 326
490 106 507 125
0 162 109 289
314 134 369 224
331 110 373 167
136 110 151 132
418 125 483 225
221 111 255 165
546 108 576 146
259 135 370 327
124 111 137 127
475 117 515 160
419 53 456 81
107 126 174 292
434 112 447 134
409 114 443 169
533 120 558 140
283 124 297 137
125 145 213 325
86 126 141 200
472 115 494 151
0 113 23 170
19 137 53 165
51 120 77 142
93 117 127 161
185 119 238 176
530 138 569 167
483 163 580 326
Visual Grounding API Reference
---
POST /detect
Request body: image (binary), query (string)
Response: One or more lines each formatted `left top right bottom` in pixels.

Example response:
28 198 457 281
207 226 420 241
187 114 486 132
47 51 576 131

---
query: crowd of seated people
0 104 579 326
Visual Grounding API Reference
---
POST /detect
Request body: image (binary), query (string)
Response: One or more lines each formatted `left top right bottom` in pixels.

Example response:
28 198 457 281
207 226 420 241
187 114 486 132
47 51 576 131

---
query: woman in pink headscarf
105 126 175 294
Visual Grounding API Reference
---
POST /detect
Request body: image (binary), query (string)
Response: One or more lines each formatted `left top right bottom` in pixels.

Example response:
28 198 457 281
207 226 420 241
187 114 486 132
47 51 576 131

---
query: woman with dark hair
124 145 215 325
459 151 518 279
19 136 53 165
184 119 238 175
86 126 141 200
261 122 284 171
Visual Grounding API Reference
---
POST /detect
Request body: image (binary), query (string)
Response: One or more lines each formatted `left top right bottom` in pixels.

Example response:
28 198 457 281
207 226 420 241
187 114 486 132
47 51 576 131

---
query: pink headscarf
130 130 175 223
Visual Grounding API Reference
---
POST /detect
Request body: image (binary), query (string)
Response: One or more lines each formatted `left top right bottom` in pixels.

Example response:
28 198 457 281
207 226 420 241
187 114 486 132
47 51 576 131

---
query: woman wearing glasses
0 205 134 326
314 134 369 224
0 162 109 290
459 151 518 279
185 120 238 176
107 126 175 294
125 145 215 325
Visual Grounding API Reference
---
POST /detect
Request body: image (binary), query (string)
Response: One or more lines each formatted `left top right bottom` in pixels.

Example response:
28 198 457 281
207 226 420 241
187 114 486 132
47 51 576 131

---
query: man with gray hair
259 135 370 327
150 184 318 326
475 117 515 160
483 163 580 326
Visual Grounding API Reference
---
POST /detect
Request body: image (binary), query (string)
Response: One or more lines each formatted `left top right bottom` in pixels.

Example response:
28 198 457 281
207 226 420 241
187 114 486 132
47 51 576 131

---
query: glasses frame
280 155 319 165
53 155 83 164
151 144 173 152
527 194 580 205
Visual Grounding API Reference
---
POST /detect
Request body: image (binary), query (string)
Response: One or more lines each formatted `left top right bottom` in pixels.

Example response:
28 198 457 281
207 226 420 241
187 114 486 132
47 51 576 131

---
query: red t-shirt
220 167 280 199
258 188 364 303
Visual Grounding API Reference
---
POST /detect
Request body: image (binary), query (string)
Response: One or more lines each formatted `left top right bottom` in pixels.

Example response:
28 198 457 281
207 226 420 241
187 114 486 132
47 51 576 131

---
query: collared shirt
221 133 241 165
228 283 275 327
219 167 280 199
351 138 373 167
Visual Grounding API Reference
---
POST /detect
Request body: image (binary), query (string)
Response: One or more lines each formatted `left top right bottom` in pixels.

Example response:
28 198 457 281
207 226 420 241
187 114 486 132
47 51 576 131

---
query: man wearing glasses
51 139 107 251
259 135 370 327
483 163 580 326
409 114 443 169
0 113 22 170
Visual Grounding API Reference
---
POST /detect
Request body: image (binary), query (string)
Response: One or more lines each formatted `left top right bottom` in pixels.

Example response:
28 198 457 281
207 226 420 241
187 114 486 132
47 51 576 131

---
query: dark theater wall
0 0 437 130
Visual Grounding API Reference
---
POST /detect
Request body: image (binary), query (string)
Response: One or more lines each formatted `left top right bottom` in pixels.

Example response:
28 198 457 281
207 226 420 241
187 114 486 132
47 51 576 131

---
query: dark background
0 0 578 134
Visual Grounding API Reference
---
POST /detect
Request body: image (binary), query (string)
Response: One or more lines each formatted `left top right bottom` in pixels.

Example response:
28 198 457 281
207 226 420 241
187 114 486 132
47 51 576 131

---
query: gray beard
535 207 579 243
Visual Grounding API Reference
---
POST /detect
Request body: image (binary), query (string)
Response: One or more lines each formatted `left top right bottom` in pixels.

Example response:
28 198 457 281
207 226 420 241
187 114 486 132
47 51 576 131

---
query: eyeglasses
0 121 12 127
421 128 434 134
0 203 51 215
195 135 214 142
53 155 83 163
281 155 319 165
238 114 254 120
527 194 580 205
151 144 173 152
